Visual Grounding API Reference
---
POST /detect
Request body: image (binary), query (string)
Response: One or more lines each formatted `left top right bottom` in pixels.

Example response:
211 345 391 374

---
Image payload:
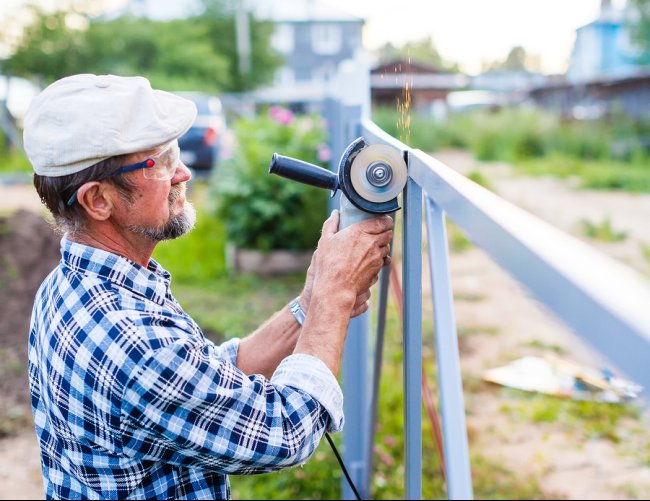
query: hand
300 257 378 319
309 210 394 313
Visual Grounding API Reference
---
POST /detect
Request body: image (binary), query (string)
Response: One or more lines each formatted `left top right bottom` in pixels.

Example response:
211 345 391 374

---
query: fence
324 99 650 500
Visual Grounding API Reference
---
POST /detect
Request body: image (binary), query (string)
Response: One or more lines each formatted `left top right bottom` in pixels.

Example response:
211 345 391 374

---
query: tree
376 36 458 72
628 0 650 64
483 45 530 71
3 2 282 93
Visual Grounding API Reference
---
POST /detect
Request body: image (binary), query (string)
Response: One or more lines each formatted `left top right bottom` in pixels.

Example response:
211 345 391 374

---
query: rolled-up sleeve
271 354 344 433
120 338 338 475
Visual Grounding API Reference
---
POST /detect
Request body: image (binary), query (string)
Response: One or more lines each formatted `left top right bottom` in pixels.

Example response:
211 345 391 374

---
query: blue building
567 0 643 82
250 0 368 113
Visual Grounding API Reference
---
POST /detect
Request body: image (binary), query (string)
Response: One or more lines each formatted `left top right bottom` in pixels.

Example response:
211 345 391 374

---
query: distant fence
325 99 650 500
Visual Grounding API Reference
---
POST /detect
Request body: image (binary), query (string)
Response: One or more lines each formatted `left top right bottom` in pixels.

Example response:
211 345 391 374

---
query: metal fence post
403 174 423 499
327 102 372 499
424 198 473 500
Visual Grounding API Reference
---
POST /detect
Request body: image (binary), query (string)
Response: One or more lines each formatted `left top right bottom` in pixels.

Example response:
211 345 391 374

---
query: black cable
325 432 363 500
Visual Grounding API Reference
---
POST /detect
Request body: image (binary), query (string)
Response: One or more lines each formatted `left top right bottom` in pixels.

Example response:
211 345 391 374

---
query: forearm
293 289 355 377
236 303 301 378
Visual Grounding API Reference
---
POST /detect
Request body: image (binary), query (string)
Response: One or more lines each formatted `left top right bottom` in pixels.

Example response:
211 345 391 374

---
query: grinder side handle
269 153 339 193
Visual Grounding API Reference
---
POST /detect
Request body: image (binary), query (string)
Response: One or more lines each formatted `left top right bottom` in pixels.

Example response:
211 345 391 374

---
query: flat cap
23 74 197 177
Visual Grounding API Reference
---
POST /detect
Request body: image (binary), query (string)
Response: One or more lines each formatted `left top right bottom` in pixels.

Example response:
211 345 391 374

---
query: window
311 24 342 55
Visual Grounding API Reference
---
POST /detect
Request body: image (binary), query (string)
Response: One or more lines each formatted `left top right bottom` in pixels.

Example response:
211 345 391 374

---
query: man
24 74 394 499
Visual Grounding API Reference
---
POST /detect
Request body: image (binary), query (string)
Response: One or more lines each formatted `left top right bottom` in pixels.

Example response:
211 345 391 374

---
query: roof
372 60 445 75
250 0 363 23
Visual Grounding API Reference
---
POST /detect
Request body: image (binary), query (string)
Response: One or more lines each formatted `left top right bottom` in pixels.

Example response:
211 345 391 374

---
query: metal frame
326 101 650 500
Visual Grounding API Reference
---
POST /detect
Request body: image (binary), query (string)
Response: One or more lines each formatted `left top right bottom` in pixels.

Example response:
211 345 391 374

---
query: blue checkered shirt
28 237 344 500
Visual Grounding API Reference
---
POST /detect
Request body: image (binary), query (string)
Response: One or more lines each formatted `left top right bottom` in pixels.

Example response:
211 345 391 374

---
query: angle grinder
269 137 407 229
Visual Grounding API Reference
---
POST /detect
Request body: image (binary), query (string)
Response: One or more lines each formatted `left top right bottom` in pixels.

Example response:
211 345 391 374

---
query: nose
172 161 192 184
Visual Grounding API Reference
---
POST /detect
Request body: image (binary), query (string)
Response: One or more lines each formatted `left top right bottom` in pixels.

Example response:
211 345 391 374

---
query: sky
318 0 614 74
0 0 627 75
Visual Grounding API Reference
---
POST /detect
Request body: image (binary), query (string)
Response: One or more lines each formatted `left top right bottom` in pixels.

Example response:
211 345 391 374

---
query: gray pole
235 0 251 76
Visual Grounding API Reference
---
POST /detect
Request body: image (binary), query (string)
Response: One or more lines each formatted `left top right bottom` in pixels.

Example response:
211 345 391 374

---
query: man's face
116 144 196 241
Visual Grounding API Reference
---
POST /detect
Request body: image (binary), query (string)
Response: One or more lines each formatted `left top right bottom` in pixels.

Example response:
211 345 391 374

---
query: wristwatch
289 296 306 326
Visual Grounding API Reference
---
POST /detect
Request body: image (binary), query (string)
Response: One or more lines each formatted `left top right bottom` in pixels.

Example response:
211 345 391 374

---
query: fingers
351 290 371 318
321 209 340 237
359 214 394 235
354 289 371 307
350 300 370 318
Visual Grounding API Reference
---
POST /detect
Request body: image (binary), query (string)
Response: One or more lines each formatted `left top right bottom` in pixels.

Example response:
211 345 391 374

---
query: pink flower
317 143 331 163
268 105 294 126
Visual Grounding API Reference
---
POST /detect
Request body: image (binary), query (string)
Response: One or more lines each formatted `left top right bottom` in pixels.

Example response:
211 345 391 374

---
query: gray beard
128 188 197 241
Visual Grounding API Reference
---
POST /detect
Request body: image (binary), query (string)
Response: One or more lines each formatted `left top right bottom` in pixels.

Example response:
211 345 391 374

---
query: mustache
168 184 185 204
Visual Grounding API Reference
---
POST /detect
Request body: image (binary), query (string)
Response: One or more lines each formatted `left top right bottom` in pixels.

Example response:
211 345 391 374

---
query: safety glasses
66 142 181 206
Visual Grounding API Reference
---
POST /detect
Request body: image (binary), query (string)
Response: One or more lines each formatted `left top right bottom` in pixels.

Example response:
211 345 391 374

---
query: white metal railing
326 101 650 499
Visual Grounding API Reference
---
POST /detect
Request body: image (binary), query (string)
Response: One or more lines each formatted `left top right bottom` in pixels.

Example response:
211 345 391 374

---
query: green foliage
172 272 304 341
152 187 227 285
466 170 494 190
372 106 650 193
3 4 282 92
446 221 473 253
376 36 458 72
580 217 628 242
628 0 650 65
212 108 329 251
0 133 31 173
501 391 640 442
198 8 283 92
642 243 650 265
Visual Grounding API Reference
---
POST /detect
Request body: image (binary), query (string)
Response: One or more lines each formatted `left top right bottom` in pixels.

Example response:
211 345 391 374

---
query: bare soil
1 157 650 500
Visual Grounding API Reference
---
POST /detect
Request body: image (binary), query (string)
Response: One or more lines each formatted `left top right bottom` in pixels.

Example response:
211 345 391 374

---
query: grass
0 147 31 174
518 154 650 193
373 107 650 194
580 217 628 242
499 391 640 443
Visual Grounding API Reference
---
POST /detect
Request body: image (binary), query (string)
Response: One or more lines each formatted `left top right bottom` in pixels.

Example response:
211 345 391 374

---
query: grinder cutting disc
349 144 407 203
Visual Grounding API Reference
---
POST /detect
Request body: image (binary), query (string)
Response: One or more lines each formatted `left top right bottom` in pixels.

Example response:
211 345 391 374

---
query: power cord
325 432 363 500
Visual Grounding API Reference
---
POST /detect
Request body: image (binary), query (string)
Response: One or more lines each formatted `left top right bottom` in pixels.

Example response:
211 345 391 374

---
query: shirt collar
60 236 171 305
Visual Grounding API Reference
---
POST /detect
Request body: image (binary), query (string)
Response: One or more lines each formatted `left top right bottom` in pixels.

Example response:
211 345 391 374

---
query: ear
75 182 115 221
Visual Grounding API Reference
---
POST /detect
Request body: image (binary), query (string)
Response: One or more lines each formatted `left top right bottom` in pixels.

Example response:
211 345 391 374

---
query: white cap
23 74 197 177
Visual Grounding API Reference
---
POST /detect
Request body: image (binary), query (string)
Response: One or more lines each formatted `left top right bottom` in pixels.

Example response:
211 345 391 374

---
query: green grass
580 217 628 242
372 107 650 194
0 147 31 174
499 392 640 443
642 243 650 268
518 154 650 193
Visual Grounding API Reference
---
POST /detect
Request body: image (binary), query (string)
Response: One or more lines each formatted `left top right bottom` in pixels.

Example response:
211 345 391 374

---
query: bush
212 107 329 251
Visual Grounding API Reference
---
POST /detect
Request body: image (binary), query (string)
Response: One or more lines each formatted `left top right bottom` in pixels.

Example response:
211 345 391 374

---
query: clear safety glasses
66 142 182 206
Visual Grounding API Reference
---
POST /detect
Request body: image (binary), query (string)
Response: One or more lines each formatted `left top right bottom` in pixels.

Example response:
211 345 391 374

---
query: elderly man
24 74 393 500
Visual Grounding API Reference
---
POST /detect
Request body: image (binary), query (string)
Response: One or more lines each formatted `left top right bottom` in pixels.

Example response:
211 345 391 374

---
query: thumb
321 209 340 237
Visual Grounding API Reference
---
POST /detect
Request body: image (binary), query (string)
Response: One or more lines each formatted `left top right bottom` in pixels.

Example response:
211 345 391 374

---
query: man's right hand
292 210 394 376
311 210 394 314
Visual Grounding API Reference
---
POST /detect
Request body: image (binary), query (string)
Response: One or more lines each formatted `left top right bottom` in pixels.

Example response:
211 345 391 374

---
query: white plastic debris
483 355 642 403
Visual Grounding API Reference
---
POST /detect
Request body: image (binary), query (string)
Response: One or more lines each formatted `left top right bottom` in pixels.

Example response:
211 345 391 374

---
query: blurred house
529 0 650 120
250 0 368 114
567 0 642 83
529 72 650 120
119 0 369 114
470 69 547 94
370 60 467 116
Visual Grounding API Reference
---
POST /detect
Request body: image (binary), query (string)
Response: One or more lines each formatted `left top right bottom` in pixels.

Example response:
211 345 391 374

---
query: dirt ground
1 153 650 499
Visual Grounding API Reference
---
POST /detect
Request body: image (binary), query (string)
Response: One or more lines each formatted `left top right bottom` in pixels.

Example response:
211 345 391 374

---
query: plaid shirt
28 237 344 500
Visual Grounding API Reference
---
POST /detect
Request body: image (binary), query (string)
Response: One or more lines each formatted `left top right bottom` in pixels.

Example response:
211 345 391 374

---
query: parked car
174 91 226 174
